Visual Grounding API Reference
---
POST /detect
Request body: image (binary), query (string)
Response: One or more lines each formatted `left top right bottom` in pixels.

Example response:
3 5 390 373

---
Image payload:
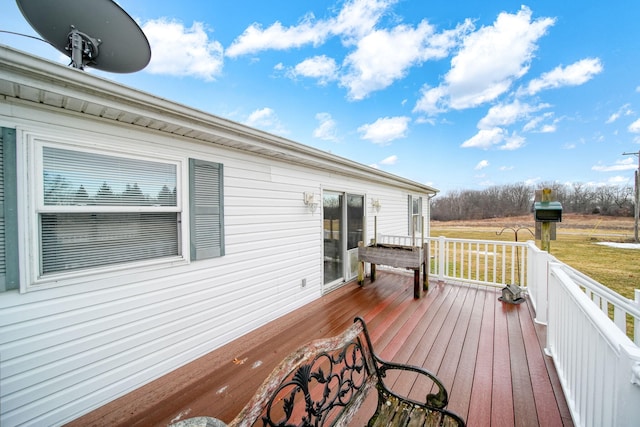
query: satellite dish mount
16 0 151 73
67 26 101 69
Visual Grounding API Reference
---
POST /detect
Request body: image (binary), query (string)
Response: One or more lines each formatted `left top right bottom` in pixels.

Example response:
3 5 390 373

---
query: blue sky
2 0 640 194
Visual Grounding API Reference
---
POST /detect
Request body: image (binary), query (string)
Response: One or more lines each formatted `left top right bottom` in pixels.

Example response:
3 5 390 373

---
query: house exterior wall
0 100 433 426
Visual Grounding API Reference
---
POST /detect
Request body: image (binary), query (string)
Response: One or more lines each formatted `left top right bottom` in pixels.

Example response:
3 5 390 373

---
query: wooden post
541 188 552 252
636 169 639 243
374 215 377 245
623 151 639 243
412 216 416 247
423 242 429 293
357 241 365 286
635 289 640 345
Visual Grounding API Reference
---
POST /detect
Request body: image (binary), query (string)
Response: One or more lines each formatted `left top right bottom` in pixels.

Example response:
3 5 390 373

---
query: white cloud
523 112 555 132
341 20 470 100
628 118 640 133
478 100 549 130
499 133 526 150
226 14 330 57
499 166 514 171
290 55 338 84
605 103 633 124
592 158 637 172
226 0 471 100
461 127 505 149
413 85 448 115
331 0 395 45
313 113 339 141
539 123 557 133
520 58 603 96
380 155 398 165
244 107 288 135
475 160 489 170
226 0 393 57
462 128 525 151
142 19 224 80
607 175 632 185
415 6 554 113
358 116 410 145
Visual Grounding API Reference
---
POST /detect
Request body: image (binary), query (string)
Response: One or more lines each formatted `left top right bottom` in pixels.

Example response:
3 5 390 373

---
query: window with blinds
32 143 225 279
40 146 180 275
408 195 423 235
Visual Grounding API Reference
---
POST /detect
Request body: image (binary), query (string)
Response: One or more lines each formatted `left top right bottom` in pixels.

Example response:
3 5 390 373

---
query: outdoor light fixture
303 192 318 213
371 198 381 214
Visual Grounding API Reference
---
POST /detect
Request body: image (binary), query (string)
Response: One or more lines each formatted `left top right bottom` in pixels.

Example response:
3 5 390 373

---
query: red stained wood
468 289 496 427
507 306 538 427
520 302 565 426
66 273 573 427
491 300 515 426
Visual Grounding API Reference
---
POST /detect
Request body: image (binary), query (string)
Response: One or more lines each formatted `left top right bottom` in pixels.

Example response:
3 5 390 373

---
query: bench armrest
376 360 448 408
353 317 448 409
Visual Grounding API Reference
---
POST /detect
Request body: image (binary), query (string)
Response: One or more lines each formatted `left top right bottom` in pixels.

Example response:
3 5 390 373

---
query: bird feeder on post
534 188 562 252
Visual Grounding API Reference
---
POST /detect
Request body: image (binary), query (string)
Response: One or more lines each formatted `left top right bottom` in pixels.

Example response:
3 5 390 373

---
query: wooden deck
67 272 574 427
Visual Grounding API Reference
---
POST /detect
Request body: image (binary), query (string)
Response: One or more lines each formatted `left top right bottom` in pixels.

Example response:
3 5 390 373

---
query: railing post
614 344 640 424
530 242 550 325
633 289 640 346
438 236 445 281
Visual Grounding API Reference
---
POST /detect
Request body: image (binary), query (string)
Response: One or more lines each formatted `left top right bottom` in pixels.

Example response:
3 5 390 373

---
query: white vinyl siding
0 73 433 426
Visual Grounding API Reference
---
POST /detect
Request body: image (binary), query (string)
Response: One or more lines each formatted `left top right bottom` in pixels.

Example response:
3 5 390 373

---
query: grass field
431 213 639 299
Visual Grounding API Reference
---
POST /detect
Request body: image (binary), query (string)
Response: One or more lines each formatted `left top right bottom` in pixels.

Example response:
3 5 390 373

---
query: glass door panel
323 192 343 285
346 194 364 280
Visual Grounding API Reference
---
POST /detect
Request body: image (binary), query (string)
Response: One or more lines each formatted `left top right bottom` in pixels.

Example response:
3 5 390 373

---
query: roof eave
0 44 438 195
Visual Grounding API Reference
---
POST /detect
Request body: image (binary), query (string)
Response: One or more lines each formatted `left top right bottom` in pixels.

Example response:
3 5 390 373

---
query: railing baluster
635 290 640 346
613 305 626 334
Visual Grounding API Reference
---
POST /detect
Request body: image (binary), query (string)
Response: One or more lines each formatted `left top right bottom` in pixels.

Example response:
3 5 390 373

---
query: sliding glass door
323 192 364 291
323 192 343 286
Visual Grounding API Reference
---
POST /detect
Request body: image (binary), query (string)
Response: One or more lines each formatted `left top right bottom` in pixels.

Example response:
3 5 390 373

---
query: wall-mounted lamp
303 192 319 213
371 198 382 214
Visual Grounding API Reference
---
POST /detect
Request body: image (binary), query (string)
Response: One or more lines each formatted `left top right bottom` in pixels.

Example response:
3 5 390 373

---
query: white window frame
19 130 190 290
409 194 423 235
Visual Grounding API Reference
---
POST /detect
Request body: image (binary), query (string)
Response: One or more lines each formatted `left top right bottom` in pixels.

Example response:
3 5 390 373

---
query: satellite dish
16 0 151 73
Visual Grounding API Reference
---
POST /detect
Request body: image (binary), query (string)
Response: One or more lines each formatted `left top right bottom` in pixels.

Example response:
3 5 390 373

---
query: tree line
431 182 635 221
44 173 177 206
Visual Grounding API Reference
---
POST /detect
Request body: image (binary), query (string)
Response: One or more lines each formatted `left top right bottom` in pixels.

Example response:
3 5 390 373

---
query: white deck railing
427 236 528 288
376 234 640 427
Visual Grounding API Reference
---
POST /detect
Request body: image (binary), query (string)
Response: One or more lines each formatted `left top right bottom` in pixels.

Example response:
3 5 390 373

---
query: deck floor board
66 272 572 427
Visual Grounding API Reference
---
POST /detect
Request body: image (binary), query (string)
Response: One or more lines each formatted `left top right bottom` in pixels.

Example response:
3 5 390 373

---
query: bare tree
431 182 633 221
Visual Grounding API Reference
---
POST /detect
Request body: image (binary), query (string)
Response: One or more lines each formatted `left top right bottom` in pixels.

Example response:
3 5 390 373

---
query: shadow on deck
67 271 574 427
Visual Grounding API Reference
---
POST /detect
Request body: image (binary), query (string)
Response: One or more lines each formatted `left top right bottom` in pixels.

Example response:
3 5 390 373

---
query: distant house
0 45 437 426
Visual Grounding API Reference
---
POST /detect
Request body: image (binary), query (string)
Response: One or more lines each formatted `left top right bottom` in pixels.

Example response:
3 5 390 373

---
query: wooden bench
173 317 465 427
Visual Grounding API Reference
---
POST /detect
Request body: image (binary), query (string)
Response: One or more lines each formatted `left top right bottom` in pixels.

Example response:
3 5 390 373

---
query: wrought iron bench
173 317 465 427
